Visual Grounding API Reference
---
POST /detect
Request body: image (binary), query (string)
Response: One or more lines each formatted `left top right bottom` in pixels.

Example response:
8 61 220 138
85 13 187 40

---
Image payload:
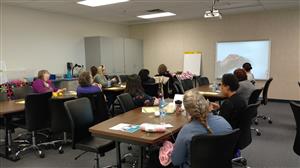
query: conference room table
188 85 226 102
89 107 188 168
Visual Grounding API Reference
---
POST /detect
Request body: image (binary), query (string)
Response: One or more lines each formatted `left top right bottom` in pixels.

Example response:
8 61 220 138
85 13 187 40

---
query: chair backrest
77 91 109 124
261 78 273 105
0 92 8 102
119 75 128 83
142 83 159 97
12 86 33 100
237 102 260 150
197 77 210 86
289 101 300 156
248 88 263 105
64 98 94 149
117 93 136 113
49 97 75 133
173 80 184 94
191 129 240 168
25 92 52 131
180 79 194 91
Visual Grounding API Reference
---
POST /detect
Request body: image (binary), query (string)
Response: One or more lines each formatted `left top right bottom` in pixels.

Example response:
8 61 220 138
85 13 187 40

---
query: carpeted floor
1 101 299 168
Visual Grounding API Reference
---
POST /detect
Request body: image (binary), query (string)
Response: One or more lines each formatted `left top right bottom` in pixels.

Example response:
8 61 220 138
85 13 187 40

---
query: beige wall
1 5 129 75
129 9 300 100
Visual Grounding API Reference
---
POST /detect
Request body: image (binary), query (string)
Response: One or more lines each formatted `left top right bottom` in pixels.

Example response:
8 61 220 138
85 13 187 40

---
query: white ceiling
3 0 300 25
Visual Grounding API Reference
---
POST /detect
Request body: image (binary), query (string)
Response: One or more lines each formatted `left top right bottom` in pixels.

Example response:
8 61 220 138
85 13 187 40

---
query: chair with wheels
11 86 33 100
248 88 263 136
119 75 129 83
77 91 110 123
173 80 184 94
49 97 75 154
191 129 240 168
196 77 210 86
180 79 194 91
64 98 115 168
14 92 53 159
256 78 273 124
232 102 261 167
117 93 136 114
289 101 300 156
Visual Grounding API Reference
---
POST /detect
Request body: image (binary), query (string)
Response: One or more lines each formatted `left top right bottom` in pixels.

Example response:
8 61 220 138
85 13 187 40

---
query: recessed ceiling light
137 12 176 19
77 0 129 7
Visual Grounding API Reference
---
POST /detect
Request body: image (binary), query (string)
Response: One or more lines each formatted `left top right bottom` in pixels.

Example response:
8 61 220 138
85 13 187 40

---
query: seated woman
32 70 63 93
156 64 175 97
94 65 117 87
234 68 256 103
77 71 102 95
124 74 158 107
138 69 155 84
171 91 232 168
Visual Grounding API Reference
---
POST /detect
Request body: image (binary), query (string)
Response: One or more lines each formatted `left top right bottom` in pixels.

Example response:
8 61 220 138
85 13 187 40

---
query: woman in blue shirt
171 91 232 168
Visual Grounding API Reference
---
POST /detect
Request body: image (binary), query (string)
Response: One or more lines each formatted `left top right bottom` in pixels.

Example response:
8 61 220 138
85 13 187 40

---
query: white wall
129 9 300 100
1 5 129 76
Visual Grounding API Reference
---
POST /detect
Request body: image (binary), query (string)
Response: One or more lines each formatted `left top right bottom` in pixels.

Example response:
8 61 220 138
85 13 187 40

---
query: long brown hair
90 66 98 77
124 74 144 97
158 64 168 75
183 91 212 134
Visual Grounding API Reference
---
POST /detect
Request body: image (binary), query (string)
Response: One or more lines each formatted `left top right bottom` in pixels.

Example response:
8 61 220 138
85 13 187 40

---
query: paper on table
199 91 219 95
109 123 140 133
15 100 25 104
142 107 159 113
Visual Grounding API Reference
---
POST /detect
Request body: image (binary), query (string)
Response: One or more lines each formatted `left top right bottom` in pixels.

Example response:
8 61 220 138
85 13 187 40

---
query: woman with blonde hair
171 91 232 168
93 65 117 87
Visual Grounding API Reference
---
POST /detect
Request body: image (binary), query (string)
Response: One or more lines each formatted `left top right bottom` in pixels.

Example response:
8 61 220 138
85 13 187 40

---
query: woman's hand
57 88 66 93
209 102 220 111
93 83 102 89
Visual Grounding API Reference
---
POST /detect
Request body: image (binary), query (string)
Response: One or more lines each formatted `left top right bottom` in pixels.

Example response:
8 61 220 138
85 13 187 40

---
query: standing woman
94 65 117 87
242 63 255 84
32 70 64 93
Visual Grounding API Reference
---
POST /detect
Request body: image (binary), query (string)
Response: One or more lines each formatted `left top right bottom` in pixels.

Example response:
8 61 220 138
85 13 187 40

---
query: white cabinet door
100 37 114 74
84 37 101 70
124 39 143 75
112 38 125 75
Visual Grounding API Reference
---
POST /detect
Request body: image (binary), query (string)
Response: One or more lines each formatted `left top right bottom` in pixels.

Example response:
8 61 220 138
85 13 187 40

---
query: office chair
248 88 263 136
232 102 260 167
11 86 33 100
173 80 184 94
117 93 136 113
0 92 8 101
255 78 273 124
64 98 115 168
15 92 53 159
142 83 159 97
77 91 110 124
191 129 240 168
196 76 210 86
119 75 129 83
49 97 75 154
180 79 194 91
289 101 300 156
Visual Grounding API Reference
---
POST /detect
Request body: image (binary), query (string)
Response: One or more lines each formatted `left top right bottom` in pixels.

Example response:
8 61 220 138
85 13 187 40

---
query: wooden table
89 107 187 168
102 84 126 92
188 85 226 102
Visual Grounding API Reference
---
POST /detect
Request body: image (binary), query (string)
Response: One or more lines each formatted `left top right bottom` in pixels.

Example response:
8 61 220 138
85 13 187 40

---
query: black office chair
256 78 273 124
11 86 33 100
173 80 184 94
191 129 240 168
289 101 300 156
142 83 159 97
15 92 53 159
117 93 136 113
180 79 194 91
248 88 263 136
77 91 110 123
232 102 261 167
196 76 210 86
119 75 129 83
64 98 115 168
0 92 8 101
49 97 75 154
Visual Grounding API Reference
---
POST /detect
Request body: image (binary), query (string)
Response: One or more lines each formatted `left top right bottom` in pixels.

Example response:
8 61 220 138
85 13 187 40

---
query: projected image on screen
216 40 270 80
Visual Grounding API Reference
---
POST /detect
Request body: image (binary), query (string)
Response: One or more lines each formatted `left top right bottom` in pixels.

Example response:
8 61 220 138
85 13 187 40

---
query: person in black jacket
210 73 247 129
138 69 155 84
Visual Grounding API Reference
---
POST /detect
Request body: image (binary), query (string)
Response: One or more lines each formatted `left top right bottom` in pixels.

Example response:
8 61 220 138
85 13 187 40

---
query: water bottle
159 98 166 125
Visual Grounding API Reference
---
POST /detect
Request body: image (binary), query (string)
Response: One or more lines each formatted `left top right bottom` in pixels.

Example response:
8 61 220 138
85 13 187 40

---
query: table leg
138 146 144 168
0 116 17 161
115 141 121 168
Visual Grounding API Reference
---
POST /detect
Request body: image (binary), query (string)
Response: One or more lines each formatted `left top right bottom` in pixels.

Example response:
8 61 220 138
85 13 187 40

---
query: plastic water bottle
159 98 166 125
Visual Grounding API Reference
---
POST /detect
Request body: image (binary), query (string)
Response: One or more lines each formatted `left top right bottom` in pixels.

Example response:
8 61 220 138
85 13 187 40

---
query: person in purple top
32 70 64 93
77 71 102 96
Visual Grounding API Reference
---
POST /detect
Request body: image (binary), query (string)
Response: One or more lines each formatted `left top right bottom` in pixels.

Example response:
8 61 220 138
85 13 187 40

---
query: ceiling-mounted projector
204 9 222 19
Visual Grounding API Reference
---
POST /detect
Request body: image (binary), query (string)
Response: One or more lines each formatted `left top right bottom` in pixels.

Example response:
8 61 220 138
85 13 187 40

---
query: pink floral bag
159 141 174 166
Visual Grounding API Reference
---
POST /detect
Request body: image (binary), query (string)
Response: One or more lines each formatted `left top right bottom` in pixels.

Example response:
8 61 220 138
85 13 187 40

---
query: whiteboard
183 51 202 76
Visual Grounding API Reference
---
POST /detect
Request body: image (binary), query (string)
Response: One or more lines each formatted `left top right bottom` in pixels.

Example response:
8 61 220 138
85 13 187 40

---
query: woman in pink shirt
32 70 63 93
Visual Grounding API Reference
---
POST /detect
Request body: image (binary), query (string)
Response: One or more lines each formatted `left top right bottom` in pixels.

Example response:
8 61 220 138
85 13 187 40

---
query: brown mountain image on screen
216 54 250 76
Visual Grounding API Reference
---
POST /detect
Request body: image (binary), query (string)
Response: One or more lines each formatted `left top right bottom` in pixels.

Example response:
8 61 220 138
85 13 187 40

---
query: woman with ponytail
171 91 232 168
